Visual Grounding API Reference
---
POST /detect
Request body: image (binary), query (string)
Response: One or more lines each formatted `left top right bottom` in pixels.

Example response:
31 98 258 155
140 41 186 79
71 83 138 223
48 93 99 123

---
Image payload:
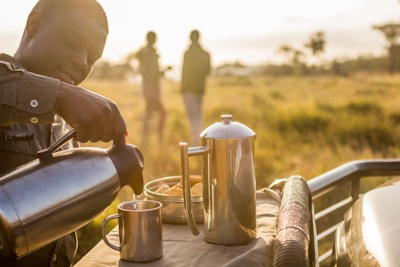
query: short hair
146 31 156 40
190 30 200 42
31 0 109 34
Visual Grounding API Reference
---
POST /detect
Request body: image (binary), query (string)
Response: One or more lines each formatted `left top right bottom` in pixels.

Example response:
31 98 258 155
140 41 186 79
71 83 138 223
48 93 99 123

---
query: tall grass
73 73 400 264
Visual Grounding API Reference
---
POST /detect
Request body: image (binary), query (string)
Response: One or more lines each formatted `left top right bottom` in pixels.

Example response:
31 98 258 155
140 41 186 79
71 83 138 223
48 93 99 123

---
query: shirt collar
0 53 24 69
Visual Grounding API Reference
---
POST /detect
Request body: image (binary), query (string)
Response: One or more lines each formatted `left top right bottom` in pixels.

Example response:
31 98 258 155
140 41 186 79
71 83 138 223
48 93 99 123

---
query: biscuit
155 184 170 194
157 177 203 196
191 183 202 196
170 182 183 189
179 176 202 188
163 187 183 196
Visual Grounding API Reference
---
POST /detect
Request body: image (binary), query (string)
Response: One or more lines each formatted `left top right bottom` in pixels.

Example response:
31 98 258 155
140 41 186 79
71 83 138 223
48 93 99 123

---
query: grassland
73 73 400 264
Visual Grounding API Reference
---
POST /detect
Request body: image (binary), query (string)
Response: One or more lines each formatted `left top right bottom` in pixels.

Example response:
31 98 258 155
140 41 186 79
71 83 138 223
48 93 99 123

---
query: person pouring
0 0 129 266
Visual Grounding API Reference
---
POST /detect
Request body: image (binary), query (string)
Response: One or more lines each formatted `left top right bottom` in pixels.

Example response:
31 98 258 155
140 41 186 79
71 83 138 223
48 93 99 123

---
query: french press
181 114 257 245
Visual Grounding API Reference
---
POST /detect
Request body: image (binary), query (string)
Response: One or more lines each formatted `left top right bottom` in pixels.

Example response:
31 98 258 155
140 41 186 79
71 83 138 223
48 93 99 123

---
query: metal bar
187 146 210 157
351 179 360 203
308 159 400 199
318 249 333 264
314 196 353 220
317 222 342 241
310 203 320 267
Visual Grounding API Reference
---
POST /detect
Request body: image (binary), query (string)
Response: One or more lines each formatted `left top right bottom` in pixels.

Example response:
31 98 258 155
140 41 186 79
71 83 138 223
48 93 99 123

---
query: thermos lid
200 114 256 139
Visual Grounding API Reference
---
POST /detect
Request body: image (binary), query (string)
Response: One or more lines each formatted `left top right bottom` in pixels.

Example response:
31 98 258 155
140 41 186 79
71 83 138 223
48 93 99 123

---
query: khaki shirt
0 54 76 167
0 54 77 267
136 46 163 100
181 43 211 95
136 46 161 86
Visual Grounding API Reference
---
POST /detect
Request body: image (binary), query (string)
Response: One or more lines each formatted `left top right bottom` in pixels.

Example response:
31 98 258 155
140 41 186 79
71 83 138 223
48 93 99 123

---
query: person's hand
54 82 127 143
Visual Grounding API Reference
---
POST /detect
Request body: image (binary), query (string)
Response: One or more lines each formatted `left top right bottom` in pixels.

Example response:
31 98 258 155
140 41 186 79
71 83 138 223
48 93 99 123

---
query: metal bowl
144 175 203 224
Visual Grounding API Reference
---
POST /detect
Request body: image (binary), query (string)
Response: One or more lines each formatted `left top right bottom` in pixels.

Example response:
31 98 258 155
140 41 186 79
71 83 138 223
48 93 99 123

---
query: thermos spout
107 140 144 195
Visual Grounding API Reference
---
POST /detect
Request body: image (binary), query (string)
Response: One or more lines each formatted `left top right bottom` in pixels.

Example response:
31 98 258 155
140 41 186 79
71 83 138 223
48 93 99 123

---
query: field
73 73 400 264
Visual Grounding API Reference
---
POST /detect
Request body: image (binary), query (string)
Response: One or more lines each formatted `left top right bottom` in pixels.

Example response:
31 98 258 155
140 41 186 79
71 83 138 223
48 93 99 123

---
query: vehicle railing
307 158 400 266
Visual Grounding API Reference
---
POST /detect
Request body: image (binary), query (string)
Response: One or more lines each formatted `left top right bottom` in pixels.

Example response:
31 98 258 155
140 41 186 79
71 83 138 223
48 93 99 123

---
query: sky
1 0 399 78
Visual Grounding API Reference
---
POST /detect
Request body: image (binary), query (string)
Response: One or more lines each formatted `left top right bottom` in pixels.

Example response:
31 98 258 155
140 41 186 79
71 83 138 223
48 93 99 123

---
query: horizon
1 0 399 79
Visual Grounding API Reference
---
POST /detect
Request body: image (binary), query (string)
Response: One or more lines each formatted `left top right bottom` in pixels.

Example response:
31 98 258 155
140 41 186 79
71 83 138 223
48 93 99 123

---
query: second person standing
181 30 211 146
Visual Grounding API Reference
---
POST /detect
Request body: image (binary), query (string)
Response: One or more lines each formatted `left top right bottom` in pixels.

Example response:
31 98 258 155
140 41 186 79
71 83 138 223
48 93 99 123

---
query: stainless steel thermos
181 115 257 245
0 130 144 260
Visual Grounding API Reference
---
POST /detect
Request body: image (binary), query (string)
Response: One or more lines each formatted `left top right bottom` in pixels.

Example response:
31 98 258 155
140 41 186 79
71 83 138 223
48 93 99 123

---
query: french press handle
180 142 210 236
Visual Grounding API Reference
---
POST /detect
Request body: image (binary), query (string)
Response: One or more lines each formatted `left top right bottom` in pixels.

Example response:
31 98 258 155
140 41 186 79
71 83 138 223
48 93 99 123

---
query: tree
372 23 400 72
304 31 326 67
278 31 326 67
304 31 325 56
278 45 305 65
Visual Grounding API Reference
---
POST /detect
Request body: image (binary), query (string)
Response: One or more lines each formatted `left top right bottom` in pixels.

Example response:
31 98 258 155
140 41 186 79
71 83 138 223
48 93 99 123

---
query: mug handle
101 214 121 251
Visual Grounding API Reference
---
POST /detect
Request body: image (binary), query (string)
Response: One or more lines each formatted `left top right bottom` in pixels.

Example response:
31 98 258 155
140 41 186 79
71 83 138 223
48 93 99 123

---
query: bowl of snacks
144 175 203 224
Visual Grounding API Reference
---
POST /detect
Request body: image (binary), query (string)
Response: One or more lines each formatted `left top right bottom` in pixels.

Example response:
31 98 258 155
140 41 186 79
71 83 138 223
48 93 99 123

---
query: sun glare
1 0 400 67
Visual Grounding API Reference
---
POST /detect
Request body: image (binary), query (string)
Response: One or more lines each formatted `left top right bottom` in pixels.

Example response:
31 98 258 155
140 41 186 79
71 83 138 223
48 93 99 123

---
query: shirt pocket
0 128 38 173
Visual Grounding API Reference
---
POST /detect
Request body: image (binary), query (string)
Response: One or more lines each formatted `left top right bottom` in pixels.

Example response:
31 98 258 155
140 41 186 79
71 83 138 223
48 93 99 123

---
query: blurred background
1 0 400 79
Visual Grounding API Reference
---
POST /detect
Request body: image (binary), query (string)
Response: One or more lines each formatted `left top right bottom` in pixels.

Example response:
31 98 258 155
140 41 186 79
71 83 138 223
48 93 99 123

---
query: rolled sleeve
0 61 59 125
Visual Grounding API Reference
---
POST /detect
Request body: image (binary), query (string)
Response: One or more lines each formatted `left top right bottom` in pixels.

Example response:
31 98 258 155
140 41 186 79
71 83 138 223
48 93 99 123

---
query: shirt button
31 117 39 123
30 99 38 107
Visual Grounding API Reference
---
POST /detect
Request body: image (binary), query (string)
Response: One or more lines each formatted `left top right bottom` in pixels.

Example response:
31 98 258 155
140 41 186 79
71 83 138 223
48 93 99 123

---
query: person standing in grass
136 31 171 144
181 30 211 146
0 0 128 266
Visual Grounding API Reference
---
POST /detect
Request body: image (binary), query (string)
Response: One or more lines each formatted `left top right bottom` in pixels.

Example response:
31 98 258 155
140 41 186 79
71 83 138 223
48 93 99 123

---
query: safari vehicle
281 158 400 267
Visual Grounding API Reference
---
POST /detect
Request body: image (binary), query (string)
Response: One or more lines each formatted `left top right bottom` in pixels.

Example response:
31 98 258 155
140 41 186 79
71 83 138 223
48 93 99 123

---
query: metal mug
102 200 163 262
181 114 257 245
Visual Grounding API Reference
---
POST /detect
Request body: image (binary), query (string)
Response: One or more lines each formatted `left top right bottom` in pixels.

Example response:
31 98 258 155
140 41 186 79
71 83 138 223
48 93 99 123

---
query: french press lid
200 114 256 139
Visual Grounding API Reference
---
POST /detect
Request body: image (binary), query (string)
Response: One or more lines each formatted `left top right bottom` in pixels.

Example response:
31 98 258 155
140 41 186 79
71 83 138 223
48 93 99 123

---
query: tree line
272 22 399 76
88 23 400 80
